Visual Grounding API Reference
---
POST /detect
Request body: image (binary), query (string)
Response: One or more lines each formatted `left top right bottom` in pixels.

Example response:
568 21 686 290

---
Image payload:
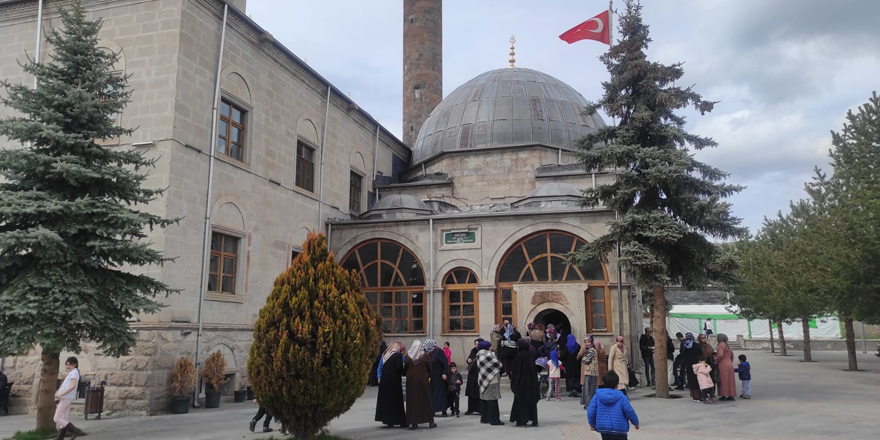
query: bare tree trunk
844 318 858 371
37 348 60 431
801 317 813 362
768 318 775 353
652 285 669 398
776 318 787 356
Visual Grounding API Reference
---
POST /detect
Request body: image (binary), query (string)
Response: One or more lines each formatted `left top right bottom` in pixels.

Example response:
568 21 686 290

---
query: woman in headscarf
423 339 450 416
475 340 505 426
594 340 608 387
463 338 484 415
714 333 737 401
404 340 436 429
368 340 387 387
682 332 703 402
608 336 629 395
539 328 559 358
509 338 539 427
375 342 407 428
561 334 582 397
698 333 716 386
578 336 598 408
529 323 545 351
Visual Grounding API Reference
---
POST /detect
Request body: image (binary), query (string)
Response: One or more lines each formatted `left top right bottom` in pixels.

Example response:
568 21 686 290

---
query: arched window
341 239 425 334
495 231 610 333
443 268 479 333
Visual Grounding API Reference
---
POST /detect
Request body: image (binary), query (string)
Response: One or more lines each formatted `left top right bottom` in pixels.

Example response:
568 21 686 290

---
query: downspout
5 0 45 373
317 85 332 229
372 125 380 203
429 218 435 340
193 3 228 407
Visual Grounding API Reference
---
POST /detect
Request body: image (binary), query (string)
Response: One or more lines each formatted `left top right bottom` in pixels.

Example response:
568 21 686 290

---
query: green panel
444 231 476 245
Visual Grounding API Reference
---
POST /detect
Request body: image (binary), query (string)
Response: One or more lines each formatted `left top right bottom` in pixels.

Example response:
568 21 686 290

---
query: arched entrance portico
525 302 582 342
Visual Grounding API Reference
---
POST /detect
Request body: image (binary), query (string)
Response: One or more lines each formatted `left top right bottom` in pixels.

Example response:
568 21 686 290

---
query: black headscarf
510 339 540 403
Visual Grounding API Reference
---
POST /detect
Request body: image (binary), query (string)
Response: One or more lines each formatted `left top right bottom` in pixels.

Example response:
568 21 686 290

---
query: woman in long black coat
463 338 483 415
560 334 582 397
375 342 406 428
423 340 449 416
501 324 521 376
509 339 539 427
368 340 386 387
405 341 436 429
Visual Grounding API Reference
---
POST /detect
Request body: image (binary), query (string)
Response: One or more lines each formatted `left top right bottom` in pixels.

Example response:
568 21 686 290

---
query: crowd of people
367 322 752 438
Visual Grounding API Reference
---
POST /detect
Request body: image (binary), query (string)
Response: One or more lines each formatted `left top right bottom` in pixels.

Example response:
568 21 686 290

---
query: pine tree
806 91 880 371
0 2 177 429
248 232 381 440
573 0 745 397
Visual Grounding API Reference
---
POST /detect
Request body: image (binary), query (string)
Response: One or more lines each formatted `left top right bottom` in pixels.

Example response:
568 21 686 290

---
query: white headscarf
408 340 425 363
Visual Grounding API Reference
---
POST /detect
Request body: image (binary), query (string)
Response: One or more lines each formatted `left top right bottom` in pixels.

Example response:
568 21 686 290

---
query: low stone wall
737 335 880 352
1 325 255 417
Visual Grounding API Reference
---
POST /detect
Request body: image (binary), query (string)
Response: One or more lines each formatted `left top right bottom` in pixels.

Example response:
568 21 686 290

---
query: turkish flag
559 10 610 45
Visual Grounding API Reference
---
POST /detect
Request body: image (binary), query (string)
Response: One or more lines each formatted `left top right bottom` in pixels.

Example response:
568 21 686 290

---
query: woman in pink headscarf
608 336 629 395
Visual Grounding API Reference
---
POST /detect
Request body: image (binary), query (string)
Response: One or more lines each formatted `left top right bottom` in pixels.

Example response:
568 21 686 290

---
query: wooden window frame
585 285 613 333
494 230 610 331
218 98 246 162
349 171 363 214
443 268 480 333
341 239 427 334
208 231 239 295
295 140 316 192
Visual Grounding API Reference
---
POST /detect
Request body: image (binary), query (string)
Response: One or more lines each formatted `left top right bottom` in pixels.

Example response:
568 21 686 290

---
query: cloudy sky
246 0 879 234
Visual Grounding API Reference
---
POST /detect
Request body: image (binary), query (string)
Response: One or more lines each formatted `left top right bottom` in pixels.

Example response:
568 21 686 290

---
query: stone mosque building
0 0 636 415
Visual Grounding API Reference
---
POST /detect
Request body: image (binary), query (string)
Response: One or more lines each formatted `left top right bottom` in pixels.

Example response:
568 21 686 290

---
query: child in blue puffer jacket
735 354 751 399
588 371 640 439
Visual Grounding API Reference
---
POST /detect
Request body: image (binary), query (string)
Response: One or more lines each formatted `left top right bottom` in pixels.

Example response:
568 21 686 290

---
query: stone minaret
402 0 442 148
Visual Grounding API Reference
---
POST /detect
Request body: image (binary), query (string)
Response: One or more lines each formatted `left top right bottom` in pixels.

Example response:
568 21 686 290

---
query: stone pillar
402 0 442 147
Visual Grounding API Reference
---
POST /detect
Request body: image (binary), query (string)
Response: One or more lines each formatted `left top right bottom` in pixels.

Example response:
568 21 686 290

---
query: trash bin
84 381 106 420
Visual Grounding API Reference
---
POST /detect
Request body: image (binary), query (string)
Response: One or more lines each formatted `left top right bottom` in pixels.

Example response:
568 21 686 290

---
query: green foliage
169 357 197 398
0 1 178 359
572 0 745 289
806 91 880 323
4 429 57 440
248 232 381 440
201 350 227 391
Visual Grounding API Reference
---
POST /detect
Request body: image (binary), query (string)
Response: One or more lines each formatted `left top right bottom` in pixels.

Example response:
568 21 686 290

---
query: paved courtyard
2 350 879 440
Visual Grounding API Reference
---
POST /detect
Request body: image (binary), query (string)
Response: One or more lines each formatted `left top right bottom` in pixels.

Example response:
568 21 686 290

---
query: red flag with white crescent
559 10 611 45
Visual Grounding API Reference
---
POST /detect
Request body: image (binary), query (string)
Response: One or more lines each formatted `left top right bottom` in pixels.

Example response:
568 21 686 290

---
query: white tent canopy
666 305 842 340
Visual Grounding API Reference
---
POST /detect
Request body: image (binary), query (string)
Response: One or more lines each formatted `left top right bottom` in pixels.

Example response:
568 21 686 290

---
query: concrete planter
204 391 221 409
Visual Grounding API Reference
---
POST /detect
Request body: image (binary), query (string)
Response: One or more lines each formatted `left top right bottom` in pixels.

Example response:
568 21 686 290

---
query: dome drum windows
342 240 426 334
443 268 479 333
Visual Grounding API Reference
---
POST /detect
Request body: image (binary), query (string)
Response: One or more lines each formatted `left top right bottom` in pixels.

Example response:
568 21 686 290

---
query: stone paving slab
2 350 878 440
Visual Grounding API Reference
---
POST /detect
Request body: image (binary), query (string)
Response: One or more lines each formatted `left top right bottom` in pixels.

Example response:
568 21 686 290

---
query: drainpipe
429 218 435 340
316 85 331 229
372 125 380 203
326 223 332 251
193 3 228 407
4 0 45 372
557 148 562 165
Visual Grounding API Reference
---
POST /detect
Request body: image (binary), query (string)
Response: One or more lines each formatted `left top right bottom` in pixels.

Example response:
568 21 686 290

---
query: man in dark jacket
638 329 655 387
673 332 686 389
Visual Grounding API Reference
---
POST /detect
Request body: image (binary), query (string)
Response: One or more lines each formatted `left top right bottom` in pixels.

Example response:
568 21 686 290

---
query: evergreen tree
573 0 745 397
0 2 177 430
248 233 382 440
806 91 880 371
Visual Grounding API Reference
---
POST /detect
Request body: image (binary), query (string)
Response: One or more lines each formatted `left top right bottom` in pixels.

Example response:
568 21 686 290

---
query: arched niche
212 201 245 231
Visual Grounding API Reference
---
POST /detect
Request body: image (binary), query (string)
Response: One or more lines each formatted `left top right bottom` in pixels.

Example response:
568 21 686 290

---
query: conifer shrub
248 232 381 440
201 350 227 392
169 357 196 398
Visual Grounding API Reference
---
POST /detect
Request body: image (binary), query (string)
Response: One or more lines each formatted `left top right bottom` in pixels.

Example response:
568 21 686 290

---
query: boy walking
735 354 751 399
587 371 640 440
447 362 463 417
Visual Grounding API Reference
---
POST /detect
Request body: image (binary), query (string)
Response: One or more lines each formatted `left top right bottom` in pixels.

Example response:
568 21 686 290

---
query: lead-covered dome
411 67 606 165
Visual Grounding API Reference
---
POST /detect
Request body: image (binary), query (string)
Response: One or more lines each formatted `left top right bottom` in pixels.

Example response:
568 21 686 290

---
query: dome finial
508 35 516 68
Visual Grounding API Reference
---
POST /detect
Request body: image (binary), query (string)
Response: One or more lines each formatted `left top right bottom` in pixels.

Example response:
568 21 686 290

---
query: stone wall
0 0 409 416
739 336 880 353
